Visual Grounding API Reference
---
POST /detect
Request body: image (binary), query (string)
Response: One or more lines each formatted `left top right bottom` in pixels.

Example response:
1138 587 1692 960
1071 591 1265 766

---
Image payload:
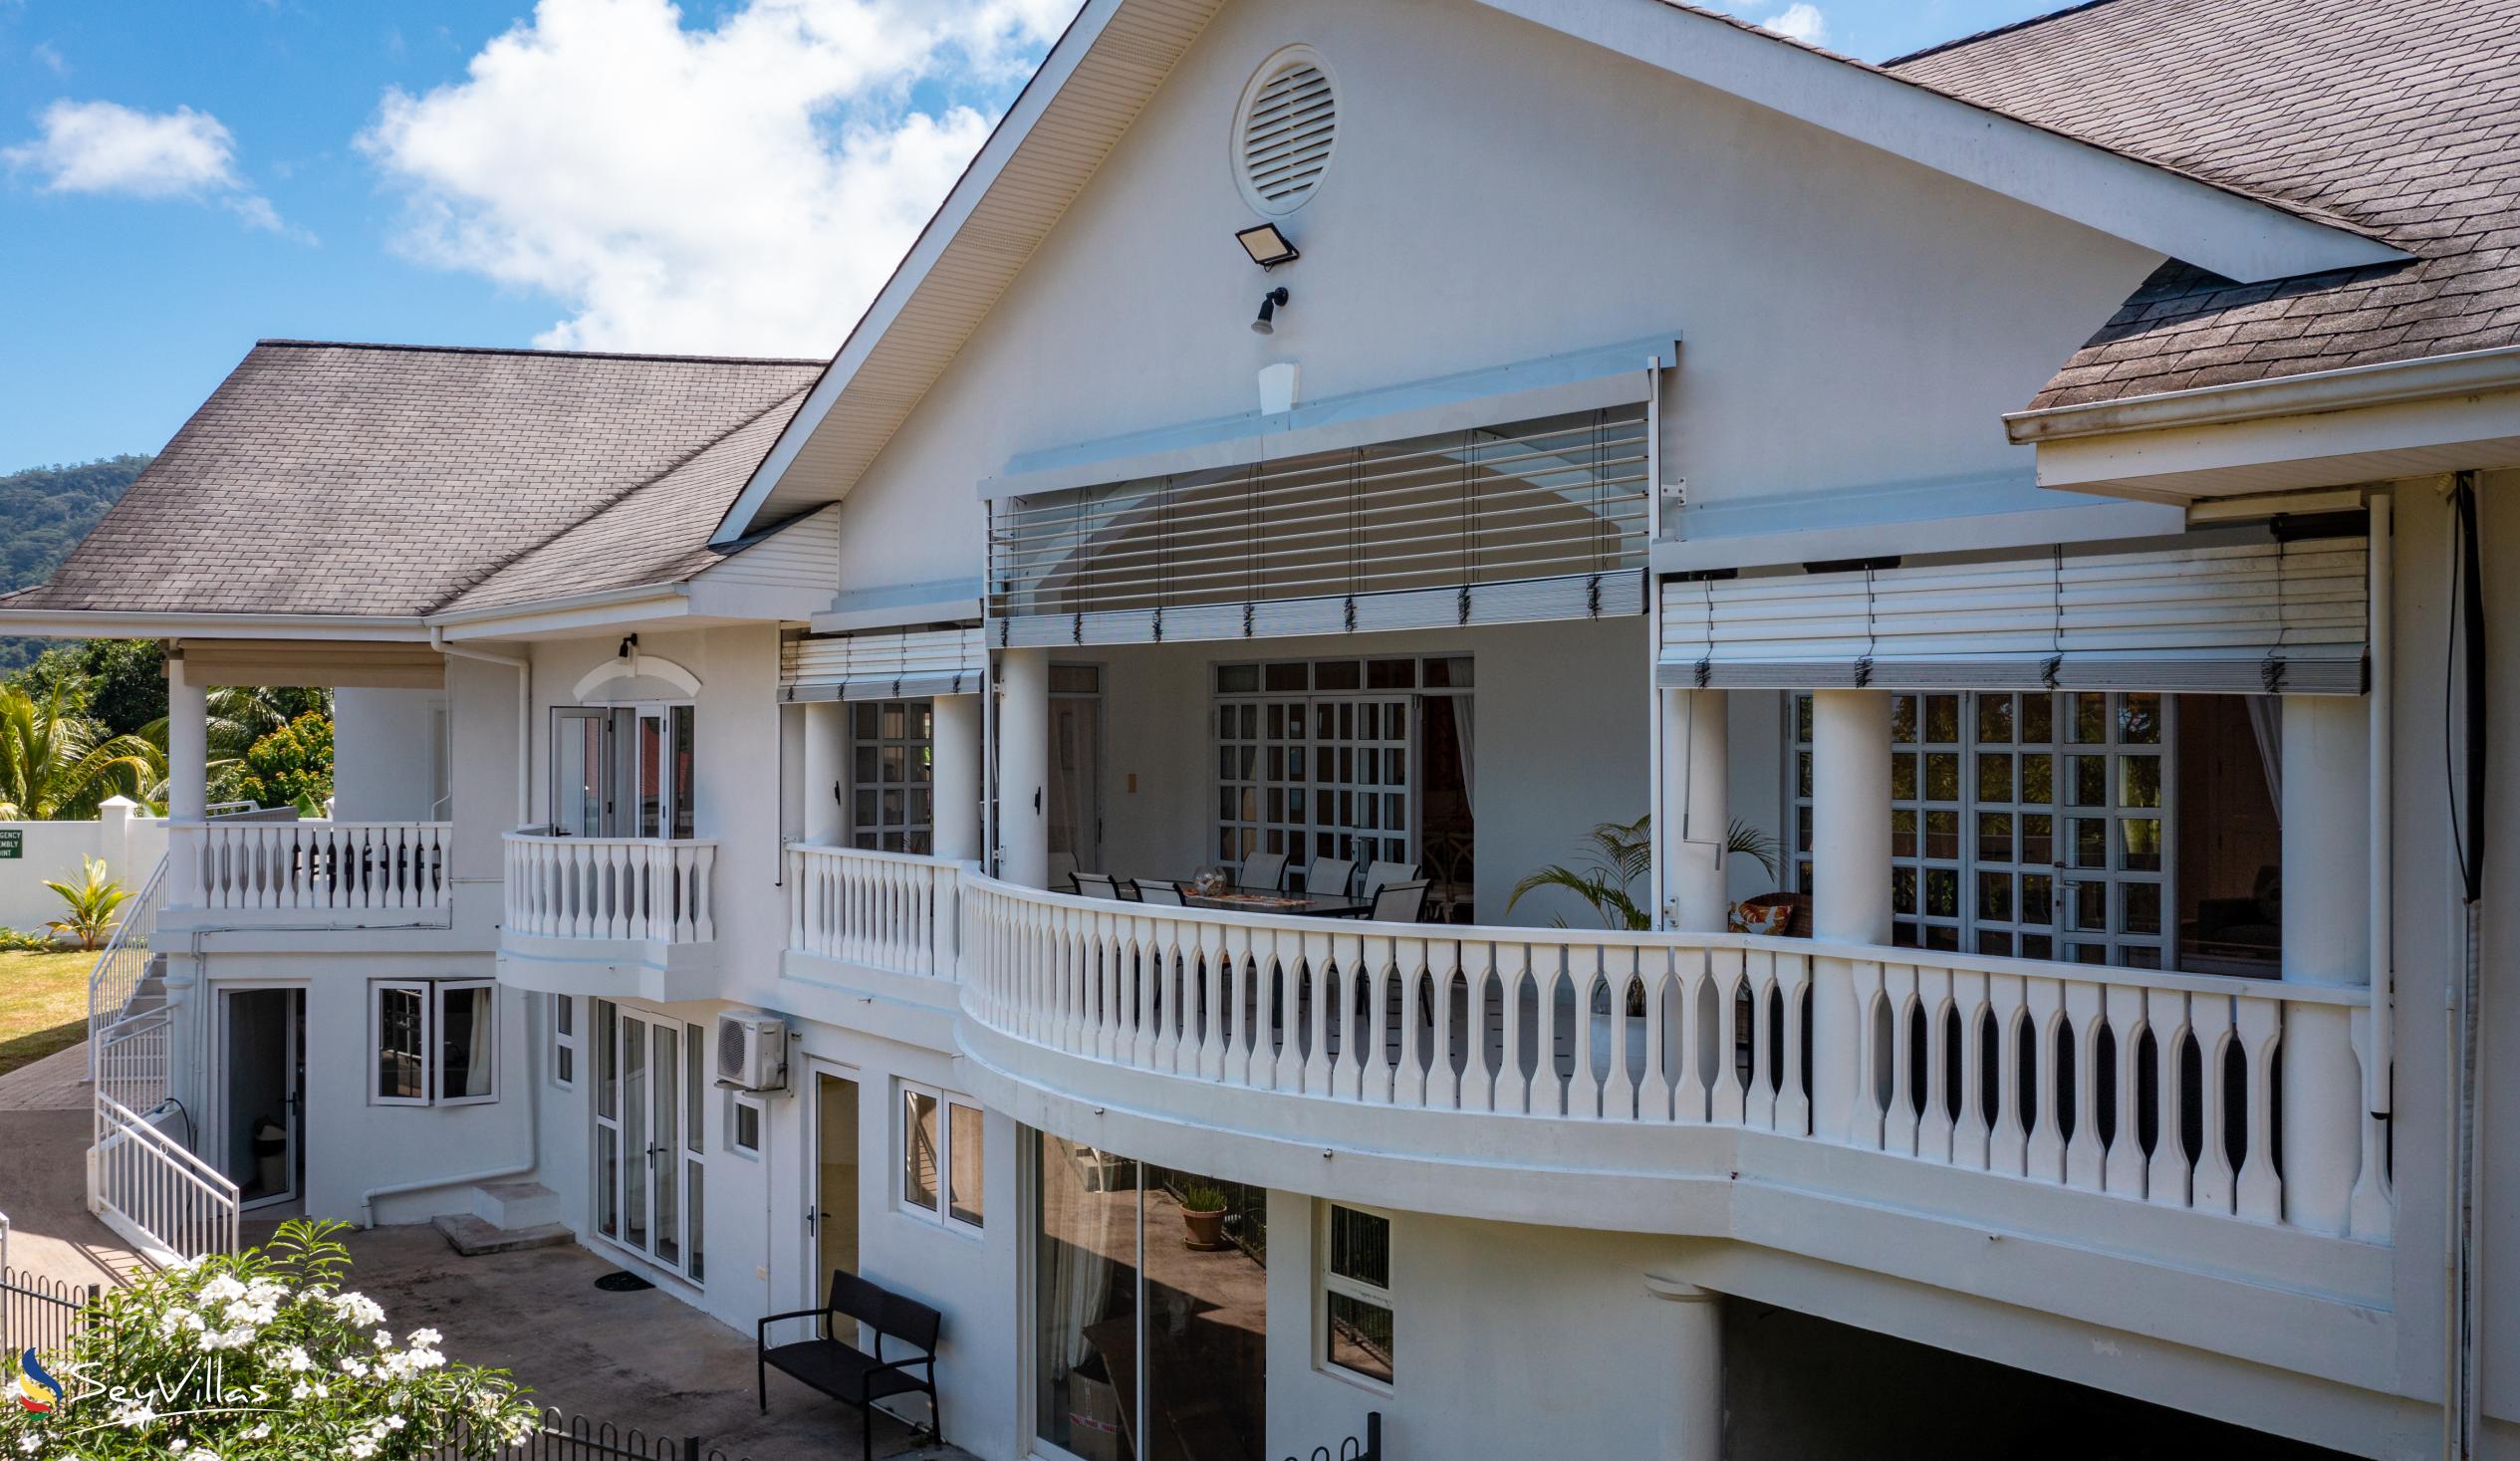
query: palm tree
0 680 163 820
137 684 329 808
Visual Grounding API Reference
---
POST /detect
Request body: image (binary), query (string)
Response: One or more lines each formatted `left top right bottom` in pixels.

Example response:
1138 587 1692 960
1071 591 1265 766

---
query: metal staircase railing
86 855 167 1084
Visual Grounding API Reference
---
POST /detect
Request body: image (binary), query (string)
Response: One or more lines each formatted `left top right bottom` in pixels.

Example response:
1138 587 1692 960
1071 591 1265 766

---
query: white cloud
31 41 66 76
4 98 301 234
1761 2 1829 45
360 0 1078 357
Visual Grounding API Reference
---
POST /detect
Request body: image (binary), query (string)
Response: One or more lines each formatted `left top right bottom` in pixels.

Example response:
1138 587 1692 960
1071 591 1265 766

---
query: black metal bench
756 1271 943 1454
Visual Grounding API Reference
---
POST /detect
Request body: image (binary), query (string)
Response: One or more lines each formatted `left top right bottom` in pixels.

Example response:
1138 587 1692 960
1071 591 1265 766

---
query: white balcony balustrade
503 834 719 945
182 821 450 912
958 874 2387 1239
788 845 963 978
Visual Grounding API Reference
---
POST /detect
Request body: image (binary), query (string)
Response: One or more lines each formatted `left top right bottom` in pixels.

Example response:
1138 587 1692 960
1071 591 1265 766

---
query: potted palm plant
1176 1181 1230 1251
1507 814 1781 930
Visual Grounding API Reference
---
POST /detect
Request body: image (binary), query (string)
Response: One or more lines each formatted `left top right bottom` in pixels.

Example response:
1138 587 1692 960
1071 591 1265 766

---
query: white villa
9 0 2519 1454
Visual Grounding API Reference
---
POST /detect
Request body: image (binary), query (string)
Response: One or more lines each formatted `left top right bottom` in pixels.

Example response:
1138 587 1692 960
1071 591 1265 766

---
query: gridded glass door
1215 657 1420 881
592 1004 706 1283
850 700 934 852
1792 691 2174 968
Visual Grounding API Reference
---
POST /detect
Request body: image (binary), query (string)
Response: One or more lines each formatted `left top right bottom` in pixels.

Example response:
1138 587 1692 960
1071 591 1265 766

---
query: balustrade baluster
1986 973 2030 1176
2234 995 2282 1223
2189 995 2238 1214
2025 979 2067 1183
2064 981 2108 1193
1951 969 1991 1171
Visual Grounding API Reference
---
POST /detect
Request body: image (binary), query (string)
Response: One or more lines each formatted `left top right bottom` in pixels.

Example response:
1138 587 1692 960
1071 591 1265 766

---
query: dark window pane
1925 695 1960 744
1978 695 2015 744
1978 753 2013 803
2022 694 2054 744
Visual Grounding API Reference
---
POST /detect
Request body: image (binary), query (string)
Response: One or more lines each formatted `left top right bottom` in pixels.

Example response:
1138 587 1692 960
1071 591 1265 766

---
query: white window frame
370 978 499 1107
1317 1200 1396 1389
727 1090 764 1159
551 994 578 1090
371 981 431 1107
896 1080 983 1234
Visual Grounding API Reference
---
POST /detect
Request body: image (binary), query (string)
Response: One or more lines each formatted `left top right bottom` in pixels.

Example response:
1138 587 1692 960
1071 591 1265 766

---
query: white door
592 1003 706 1282
806 1067 861 1310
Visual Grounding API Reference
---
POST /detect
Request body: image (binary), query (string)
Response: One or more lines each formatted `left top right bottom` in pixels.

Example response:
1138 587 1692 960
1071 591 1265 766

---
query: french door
593 1003 706 1283
552 704 695 839
219 987 303 1211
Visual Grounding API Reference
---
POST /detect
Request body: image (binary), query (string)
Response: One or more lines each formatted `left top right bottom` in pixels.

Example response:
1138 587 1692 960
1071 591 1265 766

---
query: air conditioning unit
715 1012 789 1093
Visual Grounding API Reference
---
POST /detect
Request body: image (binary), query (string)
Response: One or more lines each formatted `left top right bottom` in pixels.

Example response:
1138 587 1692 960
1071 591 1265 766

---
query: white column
98 795 137 880
801 701 846 847
2280 692 2371 1235
931 693 984 863
1643 1276 1722 1461
1809 688 1890 1142
1660 688 1730 932
997 648 1050 888
166 652 207 904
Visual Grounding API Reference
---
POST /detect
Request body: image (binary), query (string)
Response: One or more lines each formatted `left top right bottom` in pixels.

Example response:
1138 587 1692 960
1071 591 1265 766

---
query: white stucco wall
333 686 447 823
822 0 2164 604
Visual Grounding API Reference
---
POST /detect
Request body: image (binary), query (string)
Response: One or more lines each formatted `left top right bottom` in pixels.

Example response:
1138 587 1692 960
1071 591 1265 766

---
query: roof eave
0 609 435 642
2005 345 2520 444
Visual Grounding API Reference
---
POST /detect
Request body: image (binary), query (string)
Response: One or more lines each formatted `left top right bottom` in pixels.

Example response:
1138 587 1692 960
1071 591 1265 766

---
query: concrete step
471 1179 563 1231
430 1213 573 1258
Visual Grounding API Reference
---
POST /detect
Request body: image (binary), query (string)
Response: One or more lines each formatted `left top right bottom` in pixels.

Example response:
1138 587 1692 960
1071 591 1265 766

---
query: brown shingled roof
1890 0 2520 408
15 342 822 617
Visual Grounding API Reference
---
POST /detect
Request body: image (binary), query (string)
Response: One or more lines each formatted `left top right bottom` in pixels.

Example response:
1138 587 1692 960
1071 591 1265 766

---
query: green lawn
0 949 94 1080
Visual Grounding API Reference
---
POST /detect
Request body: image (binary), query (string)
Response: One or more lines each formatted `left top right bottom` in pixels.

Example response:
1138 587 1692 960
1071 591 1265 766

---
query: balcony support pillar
1643 1276 1723 1461
801 701 846 848
997 648 1050 888
1659 688 1730 931
2280 691 2371 1235
932 693 984 864
166 649 207 905
1810 689 1890 1142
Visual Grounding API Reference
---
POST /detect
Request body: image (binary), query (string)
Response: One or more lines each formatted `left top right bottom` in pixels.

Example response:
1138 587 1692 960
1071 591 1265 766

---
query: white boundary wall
0 802 165 934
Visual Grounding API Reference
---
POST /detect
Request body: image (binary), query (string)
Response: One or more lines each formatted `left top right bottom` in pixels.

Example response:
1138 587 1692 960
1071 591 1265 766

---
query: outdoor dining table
1164 884 1374 918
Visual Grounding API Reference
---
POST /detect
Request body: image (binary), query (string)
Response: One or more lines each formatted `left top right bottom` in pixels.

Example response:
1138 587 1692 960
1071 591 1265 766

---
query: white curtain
1448 695 1476 816
1050 701 1100 871
1042 1137 1122 1372
2245 696 2284 826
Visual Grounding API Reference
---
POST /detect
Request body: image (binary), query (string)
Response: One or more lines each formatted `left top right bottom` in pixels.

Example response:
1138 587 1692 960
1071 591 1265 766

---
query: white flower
326 1292 385 1328
111 1401 155 1429
346 1440 378 1461
274 1344 312 1372
18 1434 43 1455
246 1423 272 1440
339 1357 370 1378
168 1442 188 1454
198 1275 246 1304
408 1327 441 1347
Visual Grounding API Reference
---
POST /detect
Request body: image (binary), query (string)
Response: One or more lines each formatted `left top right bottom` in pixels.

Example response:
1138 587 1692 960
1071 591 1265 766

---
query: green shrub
0 1219 539 1459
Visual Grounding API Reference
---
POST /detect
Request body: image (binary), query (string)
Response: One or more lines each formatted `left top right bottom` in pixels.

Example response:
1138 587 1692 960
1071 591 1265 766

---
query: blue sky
0 0 2061 472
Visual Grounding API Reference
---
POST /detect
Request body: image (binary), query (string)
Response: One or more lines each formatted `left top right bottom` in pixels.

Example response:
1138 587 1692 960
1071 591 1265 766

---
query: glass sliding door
1033 1131 1267 1461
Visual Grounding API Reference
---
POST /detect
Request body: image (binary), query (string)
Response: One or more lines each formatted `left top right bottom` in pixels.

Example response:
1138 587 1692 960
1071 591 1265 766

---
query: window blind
780 627 984 701
1656 536 2368 695
989 404 1649 646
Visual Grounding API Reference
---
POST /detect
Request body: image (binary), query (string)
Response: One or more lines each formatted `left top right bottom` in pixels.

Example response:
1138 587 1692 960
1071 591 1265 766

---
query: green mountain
0 454 151 673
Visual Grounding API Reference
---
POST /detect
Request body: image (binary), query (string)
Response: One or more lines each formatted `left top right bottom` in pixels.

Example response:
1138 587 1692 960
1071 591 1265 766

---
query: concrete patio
0 1042 972 1461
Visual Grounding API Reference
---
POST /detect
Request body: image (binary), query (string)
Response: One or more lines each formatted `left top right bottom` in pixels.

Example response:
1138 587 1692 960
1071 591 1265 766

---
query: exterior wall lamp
1252 286 1291 336
1235 222 1300 268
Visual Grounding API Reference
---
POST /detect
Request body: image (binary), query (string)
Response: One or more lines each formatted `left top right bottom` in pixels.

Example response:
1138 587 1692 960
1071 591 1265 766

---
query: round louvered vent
1235 48 1337 215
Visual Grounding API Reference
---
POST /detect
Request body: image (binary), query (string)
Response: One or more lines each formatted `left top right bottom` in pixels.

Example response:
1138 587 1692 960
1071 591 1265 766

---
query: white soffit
712 0 1228 548
1469 0 2398 284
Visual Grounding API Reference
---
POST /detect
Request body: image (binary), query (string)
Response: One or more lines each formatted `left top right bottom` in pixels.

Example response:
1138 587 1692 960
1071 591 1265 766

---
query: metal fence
0 1266 99 1359
433 1410 752 1461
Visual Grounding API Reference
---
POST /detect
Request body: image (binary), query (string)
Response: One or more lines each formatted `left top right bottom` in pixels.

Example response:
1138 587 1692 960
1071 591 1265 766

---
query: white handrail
787 844 962 978
503 834 719 943
960 872 2382 1235
93 1009 171 1130
186 821 450 911
90 1094 238 1268
86 856 167 1085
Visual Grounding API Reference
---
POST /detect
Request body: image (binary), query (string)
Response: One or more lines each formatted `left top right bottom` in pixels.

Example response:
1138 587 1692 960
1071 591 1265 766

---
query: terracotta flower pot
1181 1207 1228 1251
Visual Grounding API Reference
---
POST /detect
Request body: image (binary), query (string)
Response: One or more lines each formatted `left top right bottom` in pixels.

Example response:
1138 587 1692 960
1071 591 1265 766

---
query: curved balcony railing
958 872 2388 1238
503 834 718 944
788 845 963 978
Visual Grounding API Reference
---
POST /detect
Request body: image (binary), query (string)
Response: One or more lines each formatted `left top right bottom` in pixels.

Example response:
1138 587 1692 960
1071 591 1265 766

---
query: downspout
360 994 541 1227
2442 471 2488 1458
1643 358 1668 929
428 628 532 830
2369 490 2394 1155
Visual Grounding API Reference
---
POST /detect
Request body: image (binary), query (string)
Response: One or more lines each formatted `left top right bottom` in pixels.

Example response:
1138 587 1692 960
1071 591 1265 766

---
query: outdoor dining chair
1361 859 1419 901
1074 871 1123 900
1369 878 1430 923
1134 880 1185 905
1237 850 1287 893
1302 855 1356 900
